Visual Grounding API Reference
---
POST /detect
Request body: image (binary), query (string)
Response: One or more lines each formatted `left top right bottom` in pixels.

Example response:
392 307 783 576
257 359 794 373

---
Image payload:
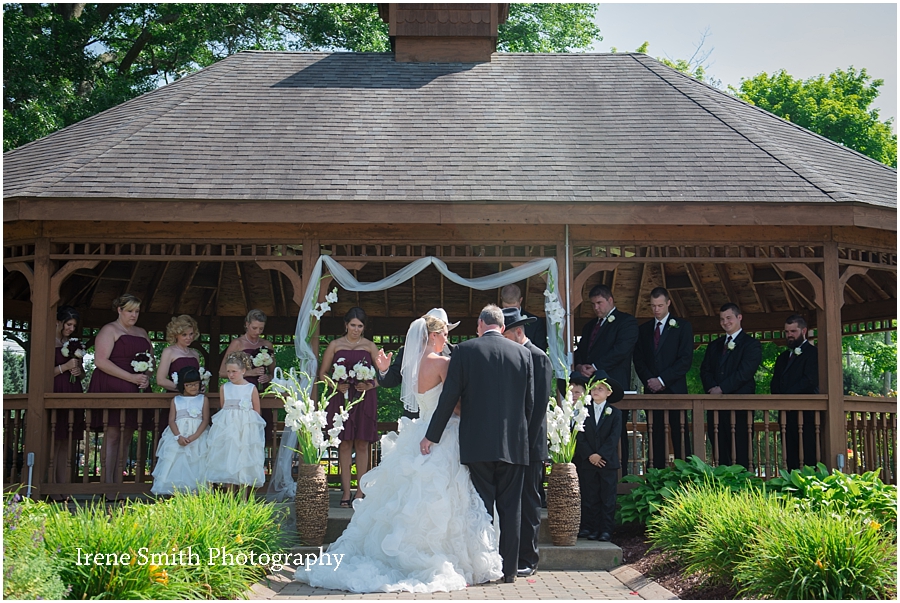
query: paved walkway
248 565 678 600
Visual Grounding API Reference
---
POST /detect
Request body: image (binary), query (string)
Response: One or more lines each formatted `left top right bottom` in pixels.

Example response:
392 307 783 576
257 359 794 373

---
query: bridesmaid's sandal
340 497 352 508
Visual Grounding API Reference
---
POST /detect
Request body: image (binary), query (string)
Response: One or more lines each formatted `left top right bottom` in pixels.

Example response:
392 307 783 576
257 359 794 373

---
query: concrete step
289 539 622 572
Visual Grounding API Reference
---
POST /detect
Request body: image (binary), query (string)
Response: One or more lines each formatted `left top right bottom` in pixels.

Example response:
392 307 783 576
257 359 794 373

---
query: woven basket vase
546 462 581 546
295 464 329 546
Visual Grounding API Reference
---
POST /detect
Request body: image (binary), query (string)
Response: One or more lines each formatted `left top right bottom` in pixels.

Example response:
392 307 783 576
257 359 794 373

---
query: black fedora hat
502 306 537 331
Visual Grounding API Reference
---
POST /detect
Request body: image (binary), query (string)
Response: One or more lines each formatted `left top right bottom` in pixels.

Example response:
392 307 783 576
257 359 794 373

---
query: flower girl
151 366 210 495
204 351 266 498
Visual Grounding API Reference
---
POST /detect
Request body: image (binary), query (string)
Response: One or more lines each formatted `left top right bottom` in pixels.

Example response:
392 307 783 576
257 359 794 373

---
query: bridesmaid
51 305 86 501
220 309 276 438
87 294 153 493
156 315 202 392
319 307 379 506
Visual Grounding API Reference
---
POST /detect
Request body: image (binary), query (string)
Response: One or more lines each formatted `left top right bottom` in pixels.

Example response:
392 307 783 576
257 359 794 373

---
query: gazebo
4 3 896 498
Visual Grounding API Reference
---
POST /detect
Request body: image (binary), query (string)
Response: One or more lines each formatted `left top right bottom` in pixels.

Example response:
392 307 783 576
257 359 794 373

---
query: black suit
700 330 762 468
573 308 638 473
633 316 694 468
574 403 622 536
519 339 552 571
425 330 534 578
523 310 548 352
770 340 819 469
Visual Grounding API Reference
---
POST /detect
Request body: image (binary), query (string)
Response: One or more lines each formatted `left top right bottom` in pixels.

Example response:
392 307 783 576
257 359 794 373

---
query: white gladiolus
546 385 590 464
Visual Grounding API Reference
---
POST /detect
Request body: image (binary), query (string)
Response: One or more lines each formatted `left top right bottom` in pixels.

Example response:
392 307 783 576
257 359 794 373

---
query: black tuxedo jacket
573 309 639 388
378 343 455 389
525 339 552 462
700 331 762 394
523 310 548 352
425 330 534 466
770 341 819 395
574 403 622 469
633 317 694 394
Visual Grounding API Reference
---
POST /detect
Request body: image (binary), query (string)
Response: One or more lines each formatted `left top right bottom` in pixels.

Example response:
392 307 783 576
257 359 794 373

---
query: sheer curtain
268 255 569 501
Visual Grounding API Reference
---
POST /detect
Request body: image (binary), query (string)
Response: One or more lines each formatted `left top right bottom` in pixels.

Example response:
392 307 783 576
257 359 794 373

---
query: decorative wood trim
256 261 304 307
779 263 824 310
839 265 869 292
572 263 617 301
6 262 33 297
49 260 100 307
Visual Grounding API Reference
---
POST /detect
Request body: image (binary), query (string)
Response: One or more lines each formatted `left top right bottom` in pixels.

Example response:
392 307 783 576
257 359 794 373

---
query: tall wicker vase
546 462 581 546
295 463 329 546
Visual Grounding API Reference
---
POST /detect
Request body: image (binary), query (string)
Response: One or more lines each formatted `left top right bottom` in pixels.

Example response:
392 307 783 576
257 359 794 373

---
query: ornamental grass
734 510 897 600
37 487 285 599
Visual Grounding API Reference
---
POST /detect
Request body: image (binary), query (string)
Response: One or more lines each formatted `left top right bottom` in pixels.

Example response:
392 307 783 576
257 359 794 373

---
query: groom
421 304 535 583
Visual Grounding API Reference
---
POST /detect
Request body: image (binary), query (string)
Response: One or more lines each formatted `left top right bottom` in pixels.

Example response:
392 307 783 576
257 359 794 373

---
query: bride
293 313 503 593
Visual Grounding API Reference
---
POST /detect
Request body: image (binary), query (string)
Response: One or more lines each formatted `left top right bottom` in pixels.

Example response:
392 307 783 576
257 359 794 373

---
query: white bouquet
131 351 154 374
349 361 376 382
252 348 274 368
199 366 212 391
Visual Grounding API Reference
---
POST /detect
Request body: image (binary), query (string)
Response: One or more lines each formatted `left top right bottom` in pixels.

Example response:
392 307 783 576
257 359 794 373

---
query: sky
590 2 898 123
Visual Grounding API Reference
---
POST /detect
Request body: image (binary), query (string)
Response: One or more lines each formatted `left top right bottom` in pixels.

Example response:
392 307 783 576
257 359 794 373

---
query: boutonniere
793 347 803 356
604 406 612 416
727 340 736 351
606 314 616 323
668 319 678 329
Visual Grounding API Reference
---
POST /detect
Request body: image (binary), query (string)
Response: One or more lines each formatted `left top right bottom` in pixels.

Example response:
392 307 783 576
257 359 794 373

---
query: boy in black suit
573 371 623 542
770 314 819 469
700 303 762 468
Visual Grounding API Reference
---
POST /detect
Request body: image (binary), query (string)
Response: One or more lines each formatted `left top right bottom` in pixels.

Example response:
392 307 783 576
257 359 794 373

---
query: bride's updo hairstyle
423 314 447 335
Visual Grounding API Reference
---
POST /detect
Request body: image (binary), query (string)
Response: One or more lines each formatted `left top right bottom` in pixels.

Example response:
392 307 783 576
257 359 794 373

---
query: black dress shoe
586 531 600 540
517 566 537 577
599 532 611 541
577 529 591 539
503 575 516 583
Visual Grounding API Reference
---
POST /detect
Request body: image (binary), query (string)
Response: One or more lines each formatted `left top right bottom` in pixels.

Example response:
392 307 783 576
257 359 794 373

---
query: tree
611 30 721 88
3 3 602 151
3 349 26 394
731 67 897 168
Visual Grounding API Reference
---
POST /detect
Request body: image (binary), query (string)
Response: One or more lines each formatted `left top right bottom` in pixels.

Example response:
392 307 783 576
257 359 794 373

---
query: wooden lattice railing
3 394 896 496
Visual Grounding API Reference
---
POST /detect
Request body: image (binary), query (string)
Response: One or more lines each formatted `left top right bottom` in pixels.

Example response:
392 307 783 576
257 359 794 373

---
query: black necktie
721 335 732 356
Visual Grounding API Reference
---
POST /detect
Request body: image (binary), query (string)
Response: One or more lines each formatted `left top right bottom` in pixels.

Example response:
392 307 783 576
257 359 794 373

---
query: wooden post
819 241 845 471
25 238 54 493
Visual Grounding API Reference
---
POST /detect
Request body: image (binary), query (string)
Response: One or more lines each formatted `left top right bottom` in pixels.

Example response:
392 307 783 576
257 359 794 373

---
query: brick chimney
378 3 509 63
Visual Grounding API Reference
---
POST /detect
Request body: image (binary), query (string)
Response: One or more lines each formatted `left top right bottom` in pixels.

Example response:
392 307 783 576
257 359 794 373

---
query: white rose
606 314 616 323
793 347 803 356
669 319 677 328
727 340 736 351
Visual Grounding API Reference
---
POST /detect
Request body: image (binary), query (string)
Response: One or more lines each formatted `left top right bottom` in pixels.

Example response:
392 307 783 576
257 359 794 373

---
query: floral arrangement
542 270 566 357
131 351 154 374
546 374 591 464
349 361 376 383
60 338 86 382
727 339 736 351
267 372 359 464
199 366 212 391
606 313 616 323
306 285 339 343
792 347 803 356
252 348 274 369
668 318 679 329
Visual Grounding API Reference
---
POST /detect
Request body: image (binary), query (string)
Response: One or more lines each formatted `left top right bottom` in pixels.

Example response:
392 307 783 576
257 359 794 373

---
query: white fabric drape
268 255 569 501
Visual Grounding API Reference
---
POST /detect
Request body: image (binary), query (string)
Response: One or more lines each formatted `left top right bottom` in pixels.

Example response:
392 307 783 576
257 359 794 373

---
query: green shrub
734 510 897 599
767 465 897 537
617 455 760 525
646 481 724 558
3 493 70 600
682 487 786 584
41 488 285 599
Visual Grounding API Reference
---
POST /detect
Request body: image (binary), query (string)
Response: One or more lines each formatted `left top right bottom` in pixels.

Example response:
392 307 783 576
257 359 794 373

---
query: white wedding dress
293 384 503 593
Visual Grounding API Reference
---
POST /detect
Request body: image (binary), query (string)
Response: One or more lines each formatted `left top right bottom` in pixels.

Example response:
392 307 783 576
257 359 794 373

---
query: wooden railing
3 394 896 496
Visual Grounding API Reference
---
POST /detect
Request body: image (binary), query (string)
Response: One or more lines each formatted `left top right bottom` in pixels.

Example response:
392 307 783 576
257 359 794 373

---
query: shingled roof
3 51 896 207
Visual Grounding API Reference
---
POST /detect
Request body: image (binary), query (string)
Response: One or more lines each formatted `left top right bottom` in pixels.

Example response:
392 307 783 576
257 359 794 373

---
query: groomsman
700 303 762 468
573 284 638 473
633 287 694 468
500 284 548 351
770 314 819 469
500 307 552 578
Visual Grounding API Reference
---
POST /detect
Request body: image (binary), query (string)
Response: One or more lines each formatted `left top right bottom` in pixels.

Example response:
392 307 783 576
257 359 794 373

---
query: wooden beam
25 238 53 489
5 262 33 296
234 261 252 317
632 262 646 315
572 263 617 302
771 265 817 310
715 264 740 308
839 265 869 290
859 272 890 300
141 260 169 312
685 263 712 315
779 262 824 309
256 260 304 307
819 241 846 472
171 262 200 315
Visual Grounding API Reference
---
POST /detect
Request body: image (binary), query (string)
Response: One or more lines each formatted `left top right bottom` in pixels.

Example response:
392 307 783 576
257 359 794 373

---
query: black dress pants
467 461 525 579
518 460 543 570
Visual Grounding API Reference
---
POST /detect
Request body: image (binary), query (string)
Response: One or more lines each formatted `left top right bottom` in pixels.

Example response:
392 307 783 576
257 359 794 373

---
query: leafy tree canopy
731 67 897 168
3 3 601 151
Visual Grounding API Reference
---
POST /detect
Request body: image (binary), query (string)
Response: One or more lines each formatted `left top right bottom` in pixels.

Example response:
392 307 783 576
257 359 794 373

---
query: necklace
345 334 362 345
244 334 260 346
